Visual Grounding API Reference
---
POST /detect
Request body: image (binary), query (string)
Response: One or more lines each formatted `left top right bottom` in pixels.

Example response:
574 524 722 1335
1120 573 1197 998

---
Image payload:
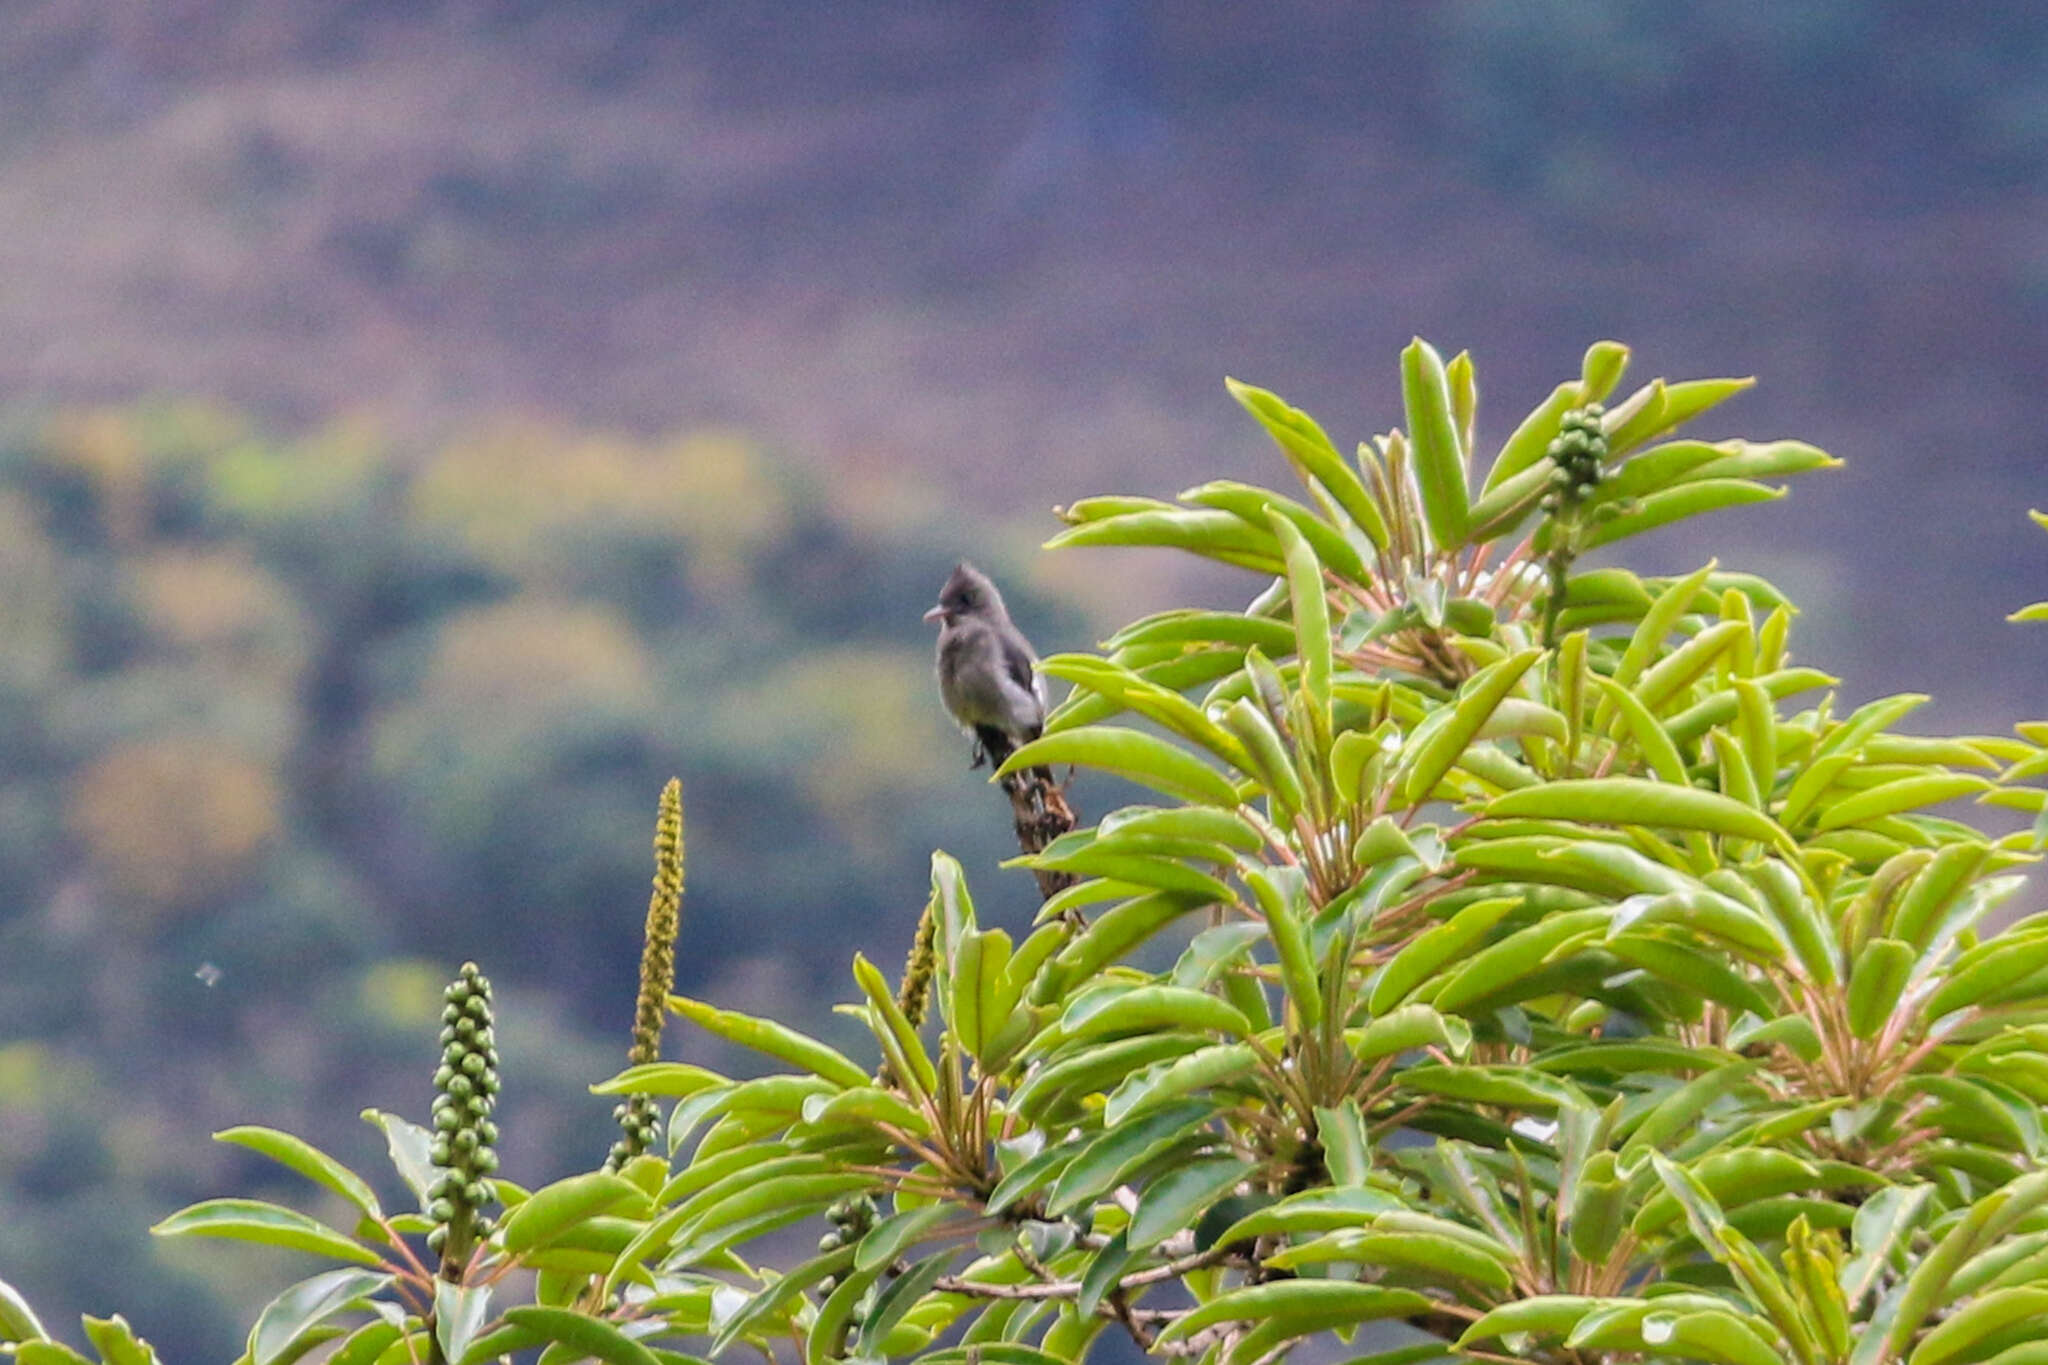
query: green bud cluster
1538 403 1608 515
426 961 500 1273
606 1093 661 1171
816 1194 877 1295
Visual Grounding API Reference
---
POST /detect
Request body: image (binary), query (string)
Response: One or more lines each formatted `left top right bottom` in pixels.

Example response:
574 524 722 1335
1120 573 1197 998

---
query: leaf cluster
18 342 2048 1365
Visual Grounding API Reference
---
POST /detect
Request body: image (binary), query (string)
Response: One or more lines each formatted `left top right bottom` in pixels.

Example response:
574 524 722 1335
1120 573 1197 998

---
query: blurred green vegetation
0 401 1081 1356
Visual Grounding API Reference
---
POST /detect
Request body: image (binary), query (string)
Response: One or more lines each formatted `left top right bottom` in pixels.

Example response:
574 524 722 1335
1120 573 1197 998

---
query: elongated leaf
1061 986 1252 1041
1927 938 2048 1020
501 1309 659 1365
1225 379 1390 548
151 1199 381 1265
1401 338 1470 548
215 1128 382 1222
1397 649 1541 803
1487 777 1787 845
1368 895 1521 1013
666 997 866 1089
589 1063 726 1097
0 1274 47 1343
1814 774 1992 831
999 726 1240 806
1103 1043 1259 1125
1913 1288 2048 1365
1847 937 1918 1038
360 1109 436 1207
1129 1155 1258 1251
1271 514 1331 716
1432 907 1610 1012
1045 1099 1215 1215
433 1281 491 1365
1485 381 1578 491
711 1247 855 1355
501 1172 644 1254
1045 507 1283 572
1038 655 1250 770
1154 1281 1430 1345
249 1269 389 1365
1584 479 1786 549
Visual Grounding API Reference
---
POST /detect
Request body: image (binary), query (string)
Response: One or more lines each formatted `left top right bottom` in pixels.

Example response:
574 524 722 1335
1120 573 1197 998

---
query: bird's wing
1000 633 1041 698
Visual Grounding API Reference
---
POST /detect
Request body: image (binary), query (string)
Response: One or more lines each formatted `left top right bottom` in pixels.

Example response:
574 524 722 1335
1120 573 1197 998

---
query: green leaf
1102 1043 1259 1125
1485 381 1578 491
1462 1296 1601 1345
1128 1155 1257 1251
666 996 866 1089
1045 506 1284 573
500 1309 659 1365
1272 514 1332 717
1266 1229 1514 1293
1688 439 1840 481
1246 867 1321 1029
501 1172 645 1254
999 725 1241 807
852 953 937 1098
1581 340 1631 401
1367 895 1520 1013
1313 1101 1372 1186
433 1281 491 1365
1038 655 1251 770
1207 1187 1407 1246
1912 1288 2048 1365
1397 1065 1579 1110
1432 907 1611 1013
1225 378 1390 549
360 1109 436 1208
80 1317 157 1365
1045 1099 1215 1215
0 1274 48 1343
1401 338 1471 549
1183 480 1373 584
1584 479 1787 550
1345 1003 1467 1063
710 1247 856 1355
1154 1281 1430 1346
1487 777 1788 845
589 1063 726 1097
854 1205 961 1274
1061 985 1252 1041
1076 1231 1136 1320
16 1343 95 1365
215 1127 383 1222
151 1199 381 1265
248 1269 389 1365
1813 774 1993 831
1927 938 2048 1020
1847 937 1918 1038
1396 649 1542 804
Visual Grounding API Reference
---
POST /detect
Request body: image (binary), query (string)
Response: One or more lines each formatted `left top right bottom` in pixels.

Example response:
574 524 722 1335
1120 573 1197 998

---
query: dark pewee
924 562 1048 771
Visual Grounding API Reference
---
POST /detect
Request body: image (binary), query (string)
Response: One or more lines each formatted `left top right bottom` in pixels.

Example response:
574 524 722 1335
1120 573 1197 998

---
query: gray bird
924 562 1048 772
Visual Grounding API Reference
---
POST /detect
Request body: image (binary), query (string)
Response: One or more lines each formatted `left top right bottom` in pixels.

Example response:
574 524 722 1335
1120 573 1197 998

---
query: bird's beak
922 604 946 623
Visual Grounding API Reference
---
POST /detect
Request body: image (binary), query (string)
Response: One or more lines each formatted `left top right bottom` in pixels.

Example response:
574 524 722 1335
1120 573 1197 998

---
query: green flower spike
426 961 499 1278
607 777 683 1171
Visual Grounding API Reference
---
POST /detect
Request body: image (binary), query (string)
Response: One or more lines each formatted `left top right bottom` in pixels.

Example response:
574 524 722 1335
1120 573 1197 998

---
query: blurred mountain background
0 2 2044 1357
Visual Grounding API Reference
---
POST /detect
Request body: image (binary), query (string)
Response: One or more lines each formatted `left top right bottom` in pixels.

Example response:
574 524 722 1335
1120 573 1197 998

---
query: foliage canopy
12 340 2048 1365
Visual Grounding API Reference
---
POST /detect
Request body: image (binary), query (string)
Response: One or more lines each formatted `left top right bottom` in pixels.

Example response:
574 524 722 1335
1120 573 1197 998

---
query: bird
924 562 1049 773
